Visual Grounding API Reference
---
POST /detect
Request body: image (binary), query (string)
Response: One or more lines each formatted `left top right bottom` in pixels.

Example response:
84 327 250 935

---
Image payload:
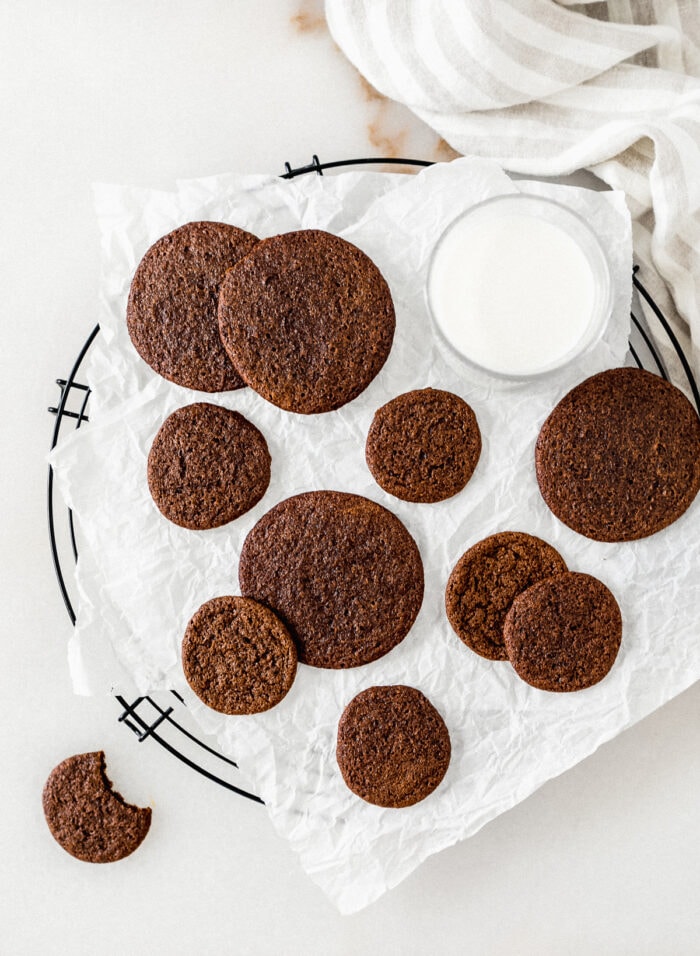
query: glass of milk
426 194 613 380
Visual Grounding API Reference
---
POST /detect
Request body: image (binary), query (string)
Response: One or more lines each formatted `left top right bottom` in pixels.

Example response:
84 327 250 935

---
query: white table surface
2 3 699 953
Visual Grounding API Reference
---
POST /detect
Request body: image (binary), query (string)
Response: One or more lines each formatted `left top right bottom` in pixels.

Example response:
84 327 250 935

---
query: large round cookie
536 367 700 542
238 491 424 668
365 388 481 503
336 685 451 808
127 220 259 392
217 230 395 413
446 532 567 661
43 752 151 863
182 596 297 715
503 572 622 692
147 402 270 530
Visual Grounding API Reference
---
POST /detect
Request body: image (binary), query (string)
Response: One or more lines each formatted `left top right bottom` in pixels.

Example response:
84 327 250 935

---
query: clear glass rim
425 192 614 382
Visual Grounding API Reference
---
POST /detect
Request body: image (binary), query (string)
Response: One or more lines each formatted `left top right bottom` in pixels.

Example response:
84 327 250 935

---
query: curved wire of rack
47 155 700 800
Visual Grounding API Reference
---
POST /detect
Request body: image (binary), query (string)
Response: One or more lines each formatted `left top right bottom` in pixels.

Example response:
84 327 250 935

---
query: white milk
427 196 610 378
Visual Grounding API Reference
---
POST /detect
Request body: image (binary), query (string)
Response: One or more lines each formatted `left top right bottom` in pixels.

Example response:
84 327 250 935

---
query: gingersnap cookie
147 402 270 530
218 229 395 413
42 752 151 863
503 572 622 692
182 596 297 715
536 367 700 542
127 220 259 391
365 388 481 503
446 532 567 661
336 685 451 808
239 491 423 669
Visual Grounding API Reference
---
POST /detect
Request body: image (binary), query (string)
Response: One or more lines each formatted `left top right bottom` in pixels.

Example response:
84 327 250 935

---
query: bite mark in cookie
42 752 151 863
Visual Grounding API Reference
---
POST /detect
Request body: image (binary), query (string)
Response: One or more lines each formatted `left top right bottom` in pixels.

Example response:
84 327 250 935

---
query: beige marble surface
290 0 459 163
1 3 699 954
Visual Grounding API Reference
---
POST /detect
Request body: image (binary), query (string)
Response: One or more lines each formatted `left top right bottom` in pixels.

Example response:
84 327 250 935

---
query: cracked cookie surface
336 685 451 808
536 367 700 542
239 491 423 668
43 752 151 863
218 230 395 413
127 220 259 391
147 402 270 530
365 387 481 503
446 532 567 661
503 571 622 692
182 596 297 714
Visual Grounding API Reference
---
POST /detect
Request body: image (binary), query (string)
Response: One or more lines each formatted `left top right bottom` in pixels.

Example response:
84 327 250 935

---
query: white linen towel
325 0 700 380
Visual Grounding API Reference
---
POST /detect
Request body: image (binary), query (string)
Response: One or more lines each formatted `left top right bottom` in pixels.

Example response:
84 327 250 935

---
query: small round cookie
182 596 297 715
536 367 700 542
446 532 567 661
147 402 270 530
503 572 622 692
127 220 259 392
239 491 424 669
336 685 451 808
42 752 151 863
218 230 395 413
365 388 481 503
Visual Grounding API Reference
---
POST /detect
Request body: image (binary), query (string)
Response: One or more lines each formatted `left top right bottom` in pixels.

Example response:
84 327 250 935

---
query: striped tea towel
325 0 700 381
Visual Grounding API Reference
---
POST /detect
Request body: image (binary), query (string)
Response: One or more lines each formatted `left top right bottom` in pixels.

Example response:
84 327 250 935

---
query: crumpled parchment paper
50 158 700 913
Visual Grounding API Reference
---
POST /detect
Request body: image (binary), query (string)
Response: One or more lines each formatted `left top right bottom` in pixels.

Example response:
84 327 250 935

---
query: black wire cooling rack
47 155 700 801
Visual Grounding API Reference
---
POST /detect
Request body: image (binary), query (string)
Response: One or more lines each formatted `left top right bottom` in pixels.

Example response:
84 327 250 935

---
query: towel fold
326 0 700 380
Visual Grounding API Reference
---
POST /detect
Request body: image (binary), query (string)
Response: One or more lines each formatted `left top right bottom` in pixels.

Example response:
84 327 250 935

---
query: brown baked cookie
218 229 395 413
365 388 481 503
126 220 259 392
42 752 151 863
503 572 622 692
336 685 451 808
182 596 297 715
147 402 270 530
446 532 567 661
536 367 700 542
239 491 423 668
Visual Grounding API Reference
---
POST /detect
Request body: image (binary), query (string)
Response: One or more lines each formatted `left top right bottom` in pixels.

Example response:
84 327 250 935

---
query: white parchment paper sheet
51 158 700 913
